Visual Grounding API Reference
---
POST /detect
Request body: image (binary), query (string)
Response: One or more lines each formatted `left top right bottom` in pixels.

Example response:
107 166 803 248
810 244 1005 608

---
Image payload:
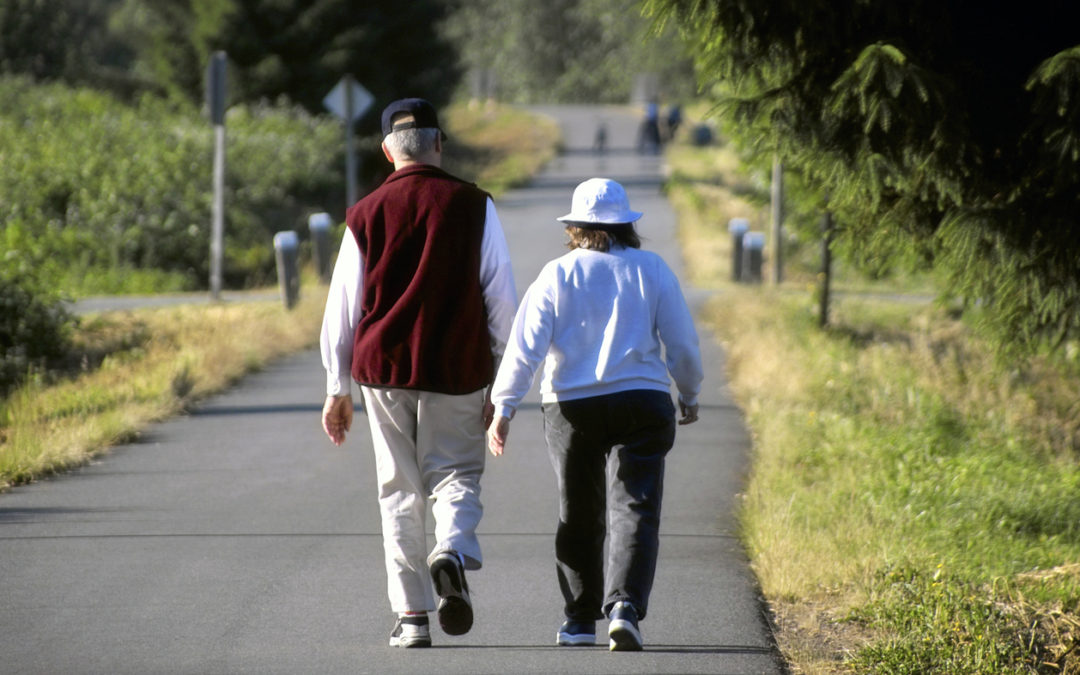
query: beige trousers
359 386 486 613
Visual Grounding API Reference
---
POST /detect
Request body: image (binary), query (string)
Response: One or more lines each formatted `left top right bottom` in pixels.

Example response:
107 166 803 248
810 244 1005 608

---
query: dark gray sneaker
389 615 431 648
608 602 642 651
429 551 473 635
557 619 596 646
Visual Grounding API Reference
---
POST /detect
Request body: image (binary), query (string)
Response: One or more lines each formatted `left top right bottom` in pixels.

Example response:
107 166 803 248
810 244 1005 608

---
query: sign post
207 51 228 300
323 76 373 209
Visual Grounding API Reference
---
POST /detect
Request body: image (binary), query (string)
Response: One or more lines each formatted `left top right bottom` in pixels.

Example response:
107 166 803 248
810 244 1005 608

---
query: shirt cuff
494 403 516 420
327 372 352 397
678 393 699 408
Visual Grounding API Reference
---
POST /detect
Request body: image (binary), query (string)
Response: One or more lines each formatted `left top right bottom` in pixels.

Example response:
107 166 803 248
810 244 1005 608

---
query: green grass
665 113 1080 673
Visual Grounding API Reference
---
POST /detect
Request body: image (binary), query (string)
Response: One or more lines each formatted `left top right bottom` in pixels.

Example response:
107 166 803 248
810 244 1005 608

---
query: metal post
728 218 749 282
343 75 358 209
742 232 765 284
273 231 300 309
308 212 333 283
208 51 227 300
771 156 784 285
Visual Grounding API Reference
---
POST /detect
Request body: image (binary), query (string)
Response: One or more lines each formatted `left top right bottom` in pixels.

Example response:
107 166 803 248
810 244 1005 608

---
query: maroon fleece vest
346 164 493 394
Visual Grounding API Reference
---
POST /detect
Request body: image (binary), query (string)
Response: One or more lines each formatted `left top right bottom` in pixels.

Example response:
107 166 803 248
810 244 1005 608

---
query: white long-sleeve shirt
491 245 703 419
320 197 517 397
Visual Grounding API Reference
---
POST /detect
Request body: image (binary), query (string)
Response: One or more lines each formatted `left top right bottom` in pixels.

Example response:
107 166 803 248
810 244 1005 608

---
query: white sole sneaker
389 618 431 648
430 552 473 635
608 602 643 651
557 628 596 646
608 622 642 651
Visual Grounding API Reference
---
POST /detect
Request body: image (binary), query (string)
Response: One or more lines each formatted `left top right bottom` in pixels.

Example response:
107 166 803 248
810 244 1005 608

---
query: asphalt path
1 105 785 674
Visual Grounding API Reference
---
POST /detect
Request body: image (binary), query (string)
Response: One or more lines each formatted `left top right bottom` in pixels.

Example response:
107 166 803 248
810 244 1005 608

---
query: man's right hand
322 395 353 446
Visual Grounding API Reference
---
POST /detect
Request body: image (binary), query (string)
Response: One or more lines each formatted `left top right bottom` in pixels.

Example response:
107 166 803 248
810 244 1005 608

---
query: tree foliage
0 77 342 292
0 0 143 93
647 0 1080 351
442 0 696 103
2 0 460 123
205 0 460 125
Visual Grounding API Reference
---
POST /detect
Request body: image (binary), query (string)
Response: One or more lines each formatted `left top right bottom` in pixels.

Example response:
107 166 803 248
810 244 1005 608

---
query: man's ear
381 141 395 163
434 134 442 154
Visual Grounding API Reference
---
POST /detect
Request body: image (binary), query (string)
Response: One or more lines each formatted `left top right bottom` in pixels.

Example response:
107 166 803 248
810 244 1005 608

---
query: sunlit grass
0 290 326 488
667 126 1080 673
443 101 561 195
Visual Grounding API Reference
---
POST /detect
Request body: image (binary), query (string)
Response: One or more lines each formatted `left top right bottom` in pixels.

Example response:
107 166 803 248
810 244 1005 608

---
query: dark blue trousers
542 389 676 622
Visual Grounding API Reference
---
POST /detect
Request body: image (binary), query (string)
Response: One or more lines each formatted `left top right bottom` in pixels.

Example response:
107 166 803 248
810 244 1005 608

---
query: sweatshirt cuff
678 393 699 408
494 403 516 420
327 372 352 398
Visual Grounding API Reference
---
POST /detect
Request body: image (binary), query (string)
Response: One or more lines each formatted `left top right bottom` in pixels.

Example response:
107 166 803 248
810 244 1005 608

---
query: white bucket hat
557 178 643 226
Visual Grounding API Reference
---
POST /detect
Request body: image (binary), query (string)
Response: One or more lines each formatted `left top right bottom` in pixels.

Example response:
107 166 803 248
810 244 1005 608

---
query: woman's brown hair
564 223 641 252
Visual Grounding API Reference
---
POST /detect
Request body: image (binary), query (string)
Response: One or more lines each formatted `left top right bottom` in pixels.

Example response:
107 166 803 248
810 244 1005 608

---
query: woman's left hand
678 402 699 425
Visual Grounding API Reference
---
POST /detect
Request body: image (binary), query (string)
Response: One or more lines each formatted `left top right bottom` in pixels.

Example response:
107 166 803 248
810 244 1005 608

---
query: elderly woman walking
486 178 703 651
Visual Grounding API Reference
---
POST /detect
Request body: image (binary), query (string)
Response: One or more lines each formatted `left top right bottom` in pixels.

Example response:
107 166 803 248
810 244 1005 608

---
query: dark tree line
647 0 1080 351
1 0 459 123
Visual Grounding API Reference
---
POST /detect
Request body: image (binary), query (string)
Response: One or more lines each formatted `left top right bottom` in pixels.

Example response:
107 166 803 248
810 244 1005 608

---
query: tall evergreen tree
0 0 137 91
206 0 460 125
647 0 1080 350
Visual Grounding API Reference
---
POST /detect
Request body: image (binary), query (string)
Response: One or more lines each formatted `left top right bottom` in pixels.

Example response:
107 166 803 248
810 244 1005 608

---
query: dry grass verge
0 291 325 489
667 114 1080 673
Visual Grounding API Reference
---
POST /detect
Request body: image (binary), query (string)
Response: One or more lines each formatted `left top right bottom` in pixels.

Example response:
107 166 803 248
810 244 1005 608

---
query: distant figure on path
486 178 703 651
320 97 517 648
593 120 608 154
666 104 683 141
637 99 661 154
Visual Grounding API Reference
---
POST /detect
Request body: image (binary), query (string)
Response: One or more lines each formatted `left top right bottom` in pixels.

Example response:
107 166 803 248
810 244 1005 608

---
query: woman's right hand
487 415 511 456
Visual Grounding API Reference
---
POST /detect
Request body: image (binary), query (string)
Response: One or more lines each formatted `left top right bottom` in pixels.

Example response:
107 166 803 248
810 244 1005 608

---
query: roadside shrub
0 253 74 397
0 77 343 294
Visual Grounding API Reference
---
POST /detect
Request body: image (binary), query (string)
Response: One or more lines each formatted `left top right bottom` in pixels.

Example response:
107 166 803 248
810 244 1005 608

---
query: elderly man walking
320 98 517 648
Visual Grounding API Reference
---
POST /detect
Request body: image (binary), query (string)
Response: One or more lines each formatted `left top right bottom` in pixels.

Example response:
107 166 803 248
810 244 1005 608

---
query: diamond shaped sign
323 77 374 123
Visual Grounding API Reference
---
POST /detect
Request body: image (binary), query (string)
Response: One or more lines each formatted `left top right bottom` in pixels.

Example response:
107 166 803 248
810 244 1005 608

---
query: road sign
206 51 227 125
323 76 373 123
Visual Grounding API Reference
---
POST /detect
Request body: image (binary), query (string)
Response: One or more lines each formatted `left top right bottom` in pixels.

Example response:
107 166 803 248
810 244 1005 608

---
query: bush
0 77 344 294
0 253 74 397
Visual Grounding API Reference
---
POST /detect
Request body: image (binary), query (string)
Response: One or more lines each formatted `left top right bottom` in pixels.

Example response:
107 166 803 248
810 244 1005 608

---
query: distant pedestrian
593 120 608 154
665 104 683 141
637 99 661 154
320 97 517 648
486 178 703 651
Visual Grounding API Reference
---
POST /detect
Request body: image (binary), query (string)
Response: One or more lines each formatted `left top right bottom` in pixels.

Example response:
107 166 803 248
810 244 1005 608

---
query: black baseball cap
381 97 446 140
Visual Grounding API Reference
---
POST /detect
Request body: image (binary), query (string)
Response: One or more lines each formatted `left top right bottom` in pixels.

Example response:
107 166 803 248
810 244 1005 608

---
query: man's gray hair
383 127 439 160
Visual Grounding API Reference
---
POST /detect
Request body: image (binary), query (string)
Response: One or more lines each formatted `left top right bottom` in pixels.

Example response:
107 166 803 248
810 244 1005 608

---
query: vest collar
383 163 452 184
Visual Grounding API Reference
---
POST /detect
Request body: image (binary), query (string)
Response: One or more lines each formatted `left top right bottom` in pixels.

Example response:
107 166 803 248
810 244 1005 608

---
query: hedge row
0 76 344 294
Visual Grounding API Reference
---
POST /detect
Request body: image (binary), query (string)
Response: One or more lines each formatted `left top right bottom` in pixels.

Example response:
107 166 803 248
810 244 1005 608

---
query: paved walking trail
1 105 785 674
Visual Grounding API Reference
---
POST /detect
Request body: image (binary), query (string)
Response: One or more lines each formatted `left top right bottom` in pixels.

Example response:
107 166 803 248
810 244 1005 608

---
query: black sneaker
608 602 642 651
429 551 473 635
389 614 431 648
557 619 596 646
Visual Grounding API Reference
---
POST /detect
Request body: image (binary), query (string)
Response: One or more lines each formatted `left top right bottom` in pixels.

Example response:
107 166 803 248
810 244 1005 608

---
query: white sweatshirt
320 197 518 397
491 245 703 419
